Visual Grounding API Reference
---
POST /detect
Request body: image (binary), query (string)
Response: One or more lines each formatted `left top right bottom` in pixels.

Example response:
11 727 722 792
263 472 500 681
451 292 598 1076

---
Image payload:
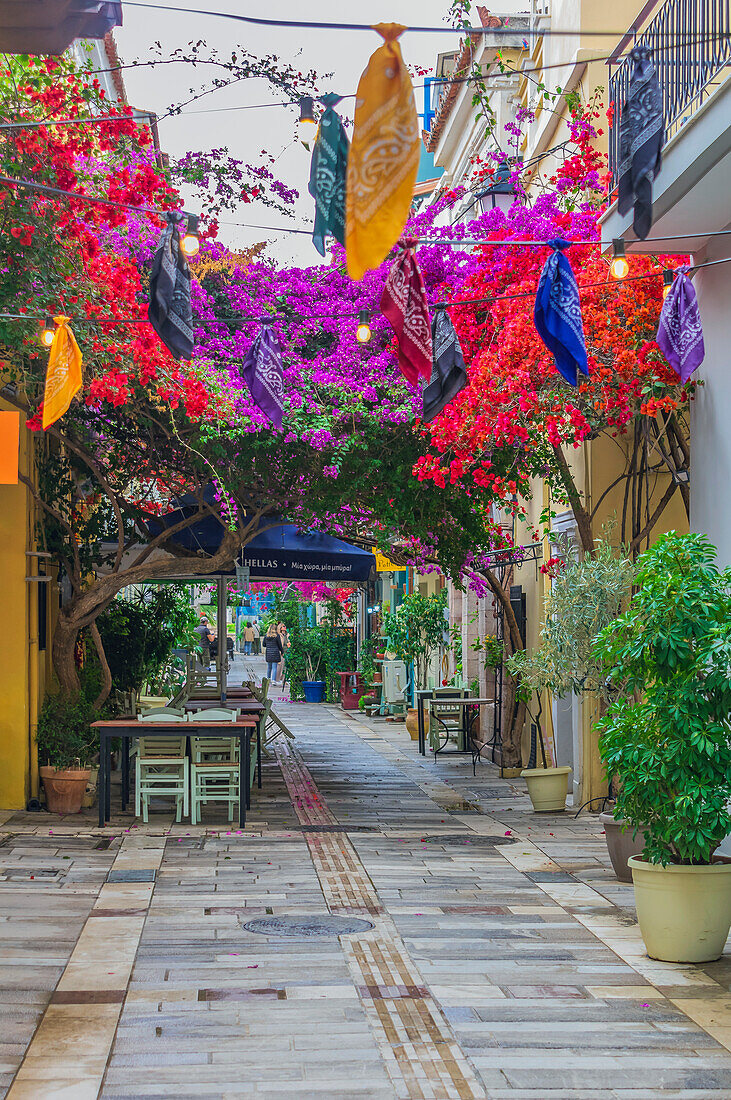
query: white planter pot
521 766 571 812
629 856 731 963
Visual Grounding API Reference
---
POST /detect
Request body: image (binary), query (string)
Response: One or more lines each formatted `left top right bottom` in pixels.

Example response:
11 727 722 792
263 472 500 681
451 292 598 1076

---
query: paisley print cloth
422 307 468 423
309 93 349 256
148 211 194 360
240 318 285 429
42 315 82 429
656 266 705 383
618 46 664 240
380 239 432 387
346 23 421 281
534 239 589 387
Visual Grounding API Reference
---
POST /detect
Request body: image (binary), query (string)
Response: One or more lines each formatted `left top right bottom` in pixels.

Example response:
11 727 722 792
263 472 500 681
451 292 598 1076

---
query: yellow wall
0 409 49 809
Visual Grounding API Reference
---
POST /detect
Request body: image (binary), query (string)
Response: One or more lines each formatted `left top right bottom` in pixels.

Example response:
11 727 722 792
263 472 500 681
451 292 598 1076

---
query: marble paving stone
4 697 731 1097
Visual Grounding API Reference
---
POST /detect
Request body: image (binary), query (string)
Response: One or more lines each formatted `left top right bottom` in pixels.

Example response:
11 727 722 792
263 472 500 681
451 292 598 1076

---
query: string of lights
8 255 730 353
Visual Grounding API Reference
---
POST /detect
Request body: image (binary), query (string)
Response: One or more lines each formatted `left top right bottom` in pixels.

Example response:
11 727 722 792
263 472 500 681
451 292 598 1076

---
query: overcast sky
114 2 462 266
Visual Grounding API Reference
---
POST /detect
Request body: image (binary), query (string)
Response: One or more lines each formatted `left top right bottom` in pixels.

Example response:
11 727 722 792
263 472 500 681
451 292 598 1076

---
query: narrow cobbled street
3 704 731 1099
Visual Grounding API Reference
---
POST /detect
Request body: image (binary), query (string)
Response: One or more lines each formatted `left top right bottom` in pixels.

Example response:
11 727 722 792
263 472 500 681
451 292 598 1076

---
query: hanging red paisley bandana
380 239 432 387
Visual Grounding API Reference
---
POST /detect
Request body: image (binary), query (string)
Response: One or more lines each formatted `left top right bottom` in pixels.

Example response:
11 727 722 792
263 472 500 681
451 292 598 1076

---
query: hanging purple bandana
422 307 468 422
656 266 705 383
617 46 664 241
240 318 285 429
534 239 589 387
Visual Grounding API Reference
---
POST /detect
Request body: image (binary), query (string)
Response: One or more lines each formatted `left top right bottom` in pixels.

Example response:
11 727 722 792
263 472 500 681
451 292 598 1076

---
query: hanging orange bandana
346 23 421 282
42 315 82 430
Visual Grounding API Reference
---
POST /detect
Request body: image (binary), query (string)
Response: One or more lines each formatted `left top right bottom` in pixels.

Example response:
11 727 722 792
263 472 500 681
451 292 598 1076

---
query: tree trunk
51 614 82 697
481 567 526 769
89 622 113 710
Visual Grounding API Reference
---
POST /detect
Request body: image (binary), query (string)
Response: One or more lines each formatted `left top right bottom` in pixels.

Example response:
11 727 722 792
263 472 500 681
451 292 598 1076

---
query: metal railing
608 0 731 188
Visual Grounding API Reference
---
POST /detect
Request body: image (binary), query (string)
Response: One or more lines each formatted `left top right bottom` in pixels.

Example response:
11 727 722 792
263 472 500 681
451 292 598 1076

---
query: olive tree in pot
595 532 731 962
506 537 634 821
382 589 448 736
36 693 97 814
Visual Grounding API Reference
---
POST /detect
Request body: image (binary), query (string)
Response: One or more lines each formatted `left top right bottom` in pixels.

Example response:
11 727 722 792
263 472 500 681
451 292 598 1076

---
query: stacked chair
130 701 270 823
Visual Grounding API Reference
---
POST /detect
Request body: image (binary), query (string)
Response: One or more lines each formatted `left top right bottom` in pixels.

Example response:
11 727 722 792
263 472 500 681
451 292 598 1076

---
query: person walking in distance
264 625 284 684
195 615 214 668
277 621 290 685
252 620 261 655
243 621 255 656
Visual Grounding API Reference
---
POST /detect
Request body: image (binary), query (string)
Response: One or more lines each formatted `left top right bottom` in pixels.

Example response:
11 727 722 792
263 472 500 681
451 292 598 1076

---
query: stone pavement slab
3 702 731 1097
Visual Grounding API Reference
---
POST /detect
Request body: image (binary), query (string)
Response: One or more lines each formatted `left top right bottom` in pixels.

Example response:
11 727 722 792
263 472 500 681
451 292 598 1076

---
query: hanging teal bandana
308 93 349 256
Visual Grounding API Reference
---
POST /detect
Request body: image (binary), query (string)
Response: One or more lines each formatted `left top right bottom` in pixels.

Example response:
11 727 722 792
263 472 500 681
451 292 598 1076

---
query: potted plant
301 626 327 703
596 532 731 962
382 589 448 734
507 537 633 817
36 693 97 814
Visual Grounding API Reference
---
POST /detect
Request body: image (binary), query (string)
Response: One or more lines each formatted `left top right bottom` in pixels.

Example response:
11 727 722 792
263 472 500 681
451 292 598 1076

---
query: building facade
422 0 690 802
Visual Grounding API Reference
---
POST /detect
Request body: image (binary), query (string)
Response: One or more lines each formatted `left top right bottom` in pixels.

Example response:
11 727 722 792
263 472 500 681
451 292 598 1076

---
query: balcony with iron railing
608 0 731 189
602 0 731 251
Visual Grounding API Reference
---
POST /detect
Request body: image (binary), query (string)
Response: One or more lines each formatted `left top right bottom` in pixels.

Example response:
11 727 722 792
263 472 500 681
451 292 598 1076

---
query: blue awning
148 506 375 583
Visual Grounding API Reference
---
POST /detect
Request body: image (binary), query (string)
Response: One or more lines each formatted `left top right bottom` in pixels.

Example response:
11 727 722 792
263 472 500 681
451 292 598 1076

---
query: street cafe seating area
93 665 281 828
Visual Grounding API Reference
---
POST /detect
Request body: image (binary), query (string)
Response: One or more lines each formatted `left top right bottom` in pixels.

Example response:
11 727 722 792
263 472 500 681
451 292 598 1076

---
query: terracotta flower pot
40 766 91 815
405 708 420 740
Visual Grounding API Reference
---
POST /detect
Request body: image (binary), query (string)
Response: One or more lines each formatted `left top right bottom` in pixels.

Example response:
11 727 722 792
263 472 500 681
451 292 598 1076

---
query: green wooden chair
190 735 240 825
135 735 189 823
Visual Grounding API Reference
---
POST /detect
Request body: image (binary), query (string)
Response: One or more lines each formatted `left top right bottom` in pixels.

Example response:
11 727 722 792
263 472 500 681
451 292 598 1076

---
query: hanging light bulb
356 310 372 344
662 269 674 299
181 214 200 258
610 238 629 280
40 315 55 348
297 96 317 147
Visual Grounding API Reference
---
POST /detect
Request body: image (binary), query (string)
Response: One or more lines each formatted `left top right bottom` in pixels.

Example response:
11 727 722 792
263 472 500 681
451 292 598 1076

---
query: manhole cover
417 834 515 846
241 915 373 938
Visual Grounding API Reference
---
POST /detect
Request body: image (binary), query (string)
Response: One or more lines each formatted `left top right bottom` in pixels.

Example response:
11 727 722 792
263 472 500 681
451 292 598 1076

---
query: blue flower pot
302 680 326 703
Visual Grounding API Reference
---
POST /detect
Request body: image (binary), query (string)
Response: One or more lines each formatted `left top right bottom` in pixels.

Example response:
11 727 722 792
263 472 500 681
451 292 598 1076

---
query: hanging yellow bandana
42 315 83 430
346 23 421 281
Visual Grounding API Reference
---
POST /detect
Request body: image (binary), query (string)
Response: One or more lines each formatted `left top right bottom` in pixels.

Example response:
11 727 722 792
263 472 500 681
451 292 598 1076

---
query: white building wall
690 236 731 565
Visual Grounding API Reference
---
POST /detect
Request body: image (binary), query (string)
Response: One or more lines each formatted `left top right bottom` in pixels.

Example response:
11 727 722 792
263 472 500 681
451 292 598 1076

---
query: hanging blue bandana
534 239 589 387
240 318 285 429
308 93 349 257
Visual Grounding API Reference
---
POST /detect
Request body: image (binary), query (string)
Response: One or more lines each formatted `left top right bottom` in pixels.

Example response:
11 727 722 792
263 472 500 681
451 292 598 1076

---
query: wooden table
92 717 259 829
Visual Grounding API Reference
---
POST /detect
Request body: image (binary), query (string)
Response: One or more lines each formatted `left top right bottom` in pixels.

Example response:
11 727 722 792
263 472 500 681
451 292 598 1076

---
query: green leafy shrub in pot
595 532 731 867
37 693 97 770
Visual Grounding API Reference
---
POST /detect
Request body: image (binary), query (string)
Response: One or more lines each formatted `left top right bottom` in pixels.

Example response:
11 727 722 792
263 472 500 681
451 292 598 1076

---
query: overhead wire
118 5 727 40
4 255 728 333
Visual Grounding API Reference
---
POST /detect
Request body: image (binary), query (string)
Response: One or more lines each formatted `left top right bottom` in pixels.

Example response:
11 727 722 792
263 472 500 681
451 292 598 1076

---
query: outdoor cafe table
92 717 259 829
415 693 495 769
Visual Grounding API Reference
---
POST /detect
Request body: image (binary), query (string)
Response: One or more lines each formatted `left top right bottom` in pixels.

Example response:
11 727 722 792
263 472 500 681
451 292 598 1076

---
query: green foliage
358 635 379 686
97 586 197 697
595 533 731 866
383 589 448 690
506 538 634 699
36 693 97 769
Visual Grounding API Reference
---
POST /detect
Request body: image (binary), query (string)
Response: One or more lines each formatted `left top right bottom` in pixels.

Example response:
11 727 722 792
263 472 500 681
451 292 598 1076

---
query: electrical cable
119 4 728 40
0 174 184 219
4 255 728 332
0 112 148 131
4 170 729 251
